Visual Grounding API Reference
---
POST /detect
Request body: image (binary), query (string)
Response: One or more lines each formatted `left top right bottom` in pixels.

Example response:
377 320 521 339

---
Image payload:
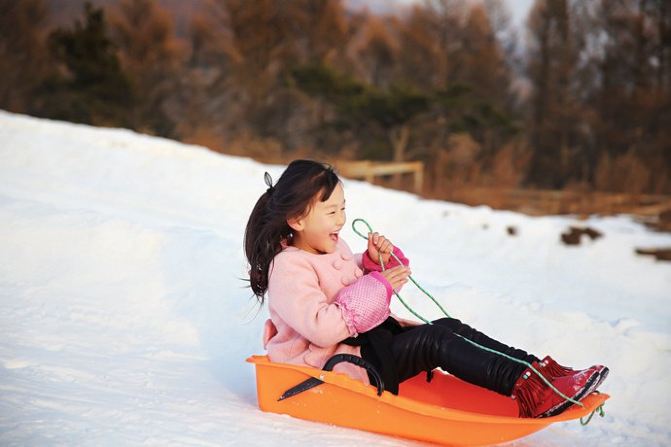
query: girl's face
288 182 346 255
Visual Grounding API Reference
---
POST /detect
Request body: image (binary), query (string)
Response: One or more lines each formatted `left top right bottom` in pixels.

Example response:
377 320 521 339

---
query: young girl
244 159 608 418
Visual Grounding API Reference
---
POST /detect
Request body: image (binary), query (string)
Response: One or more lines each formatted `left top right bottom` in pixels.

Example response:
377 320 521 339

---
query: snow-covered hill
1 111 669 446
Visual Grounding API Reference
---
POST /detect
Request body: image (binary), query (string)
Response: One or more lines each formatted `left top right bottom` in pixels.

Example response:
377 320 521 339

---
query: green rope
352 218 450 322
580 401 606 425
351 217 590 411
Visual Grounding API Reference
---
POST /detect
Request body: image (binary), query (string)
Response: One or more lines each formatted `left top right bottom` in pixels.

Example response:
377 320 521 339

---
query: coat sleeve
361 246 410 273
267 253 353 348
334 271 392 336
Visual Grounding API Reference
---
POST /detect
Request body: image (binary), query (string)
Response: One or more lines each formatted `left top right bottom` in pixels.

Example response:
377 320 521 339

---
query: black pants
361 317 539 396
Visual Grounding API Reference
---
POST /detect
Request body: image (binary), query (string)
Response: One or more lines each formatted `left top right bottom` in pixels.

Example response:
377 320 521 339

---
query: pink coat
263 238 410 384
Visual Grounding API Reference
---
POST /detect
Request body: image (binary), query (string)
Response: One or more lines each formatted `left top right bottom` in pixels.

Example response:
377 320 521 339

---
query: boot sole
591 366 609 391
539 366 609 418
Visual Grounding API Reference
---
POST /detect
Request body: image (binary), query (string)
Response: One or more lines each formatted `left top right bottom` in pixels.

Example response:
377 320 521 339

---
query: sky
504 0 534 28
373 0 535 28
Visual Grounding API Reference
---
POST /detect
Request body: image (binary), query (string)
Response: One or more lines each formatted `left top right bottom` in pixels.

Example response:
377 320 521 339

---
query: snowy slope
1 110 670 446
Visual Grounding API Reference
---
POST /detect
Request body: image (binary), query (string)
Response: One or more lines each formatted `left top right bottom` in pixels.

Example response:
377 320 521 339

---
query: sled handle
323 354 385 396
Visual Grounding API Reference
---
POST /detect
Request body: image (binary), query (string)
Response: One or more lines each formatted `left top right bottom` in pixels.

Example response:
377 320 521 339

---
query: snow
1 110 670 446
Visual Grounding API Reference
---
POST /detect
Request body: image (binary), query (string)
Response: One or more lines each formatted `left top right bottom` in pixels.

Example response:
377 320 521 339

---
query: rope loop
580 403 606 425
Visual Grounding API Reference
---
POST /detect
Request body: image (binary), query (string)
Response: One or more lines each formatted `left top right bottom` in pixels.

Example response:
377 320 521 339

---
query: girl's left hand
367 232 393 266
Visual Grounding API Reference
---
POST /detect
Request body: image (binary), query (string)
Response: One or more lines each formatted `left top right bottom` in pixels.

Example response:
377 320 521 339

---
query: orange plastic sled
247 355 609 446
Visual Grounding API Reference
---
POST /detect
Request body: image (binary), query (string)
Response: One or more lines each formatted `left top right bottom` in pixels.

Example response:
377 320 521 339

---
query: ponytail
244 188 289 302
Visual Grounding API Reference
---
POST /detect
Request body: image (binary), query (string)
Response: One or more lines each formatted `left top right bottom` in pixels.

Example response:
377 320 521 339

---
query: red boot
539 356 610 394
512 361 608 418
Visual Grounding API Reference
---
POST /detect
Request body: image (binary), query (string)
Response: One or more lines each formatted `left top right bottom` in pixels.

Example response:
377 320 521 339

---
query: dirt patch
641 209 671 233
635 247 671 262
560 226 603 245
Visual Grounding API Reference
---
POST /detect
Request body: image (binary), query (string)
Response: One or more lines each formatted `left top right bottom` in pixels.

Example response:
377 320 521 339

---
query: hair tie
264 172 274 194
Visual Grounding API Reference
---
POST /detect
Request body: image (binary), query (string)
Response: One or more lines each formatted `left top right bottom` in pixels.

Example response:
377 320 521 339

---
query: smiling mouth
329 232 339 242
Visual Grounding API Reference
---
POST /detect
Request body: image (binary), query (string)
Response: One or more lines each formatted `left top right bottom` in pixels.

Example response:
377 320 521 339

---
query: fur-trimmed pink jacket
263 238 410 384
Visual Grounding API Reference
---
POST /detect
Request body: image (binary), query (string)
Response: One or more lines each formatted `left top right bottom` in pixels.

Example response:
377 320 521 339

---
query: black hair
244 159 340 303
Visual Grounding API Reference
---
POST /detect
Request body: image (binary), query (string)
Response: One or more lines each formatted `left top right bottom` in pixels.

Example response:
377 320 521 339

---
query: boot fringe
513 367 547 418
540 356 574 378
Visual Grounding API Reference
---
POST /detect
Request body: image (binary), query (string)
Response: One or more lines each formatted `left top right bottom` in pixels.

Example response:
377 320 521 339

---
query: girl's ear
287 216 304 232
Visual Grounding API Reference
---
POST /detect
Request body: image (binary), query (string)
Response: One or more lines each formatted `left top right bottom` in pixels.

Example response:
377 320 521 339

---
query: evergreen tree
293 64 430 161
37 2 133 127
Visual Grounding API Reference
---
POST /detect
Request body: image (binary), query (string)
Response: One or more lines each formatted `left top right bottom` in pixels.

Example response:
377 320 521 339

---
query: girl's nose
337 212 346 225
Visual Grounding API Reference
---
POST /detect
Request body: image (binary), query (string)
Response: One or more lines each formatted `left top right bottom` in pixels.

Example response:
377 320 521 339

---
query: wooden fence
334 160 424 193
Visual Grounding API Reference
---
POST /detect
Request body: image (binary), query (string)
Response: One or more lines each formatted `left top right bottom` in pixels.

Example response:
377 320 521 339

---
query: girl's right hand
379 265 411 290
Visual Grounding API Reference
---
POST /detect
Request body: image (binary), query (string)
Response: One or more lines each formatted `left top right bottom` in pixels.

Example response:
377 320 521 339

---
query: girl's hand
379 266 411 290
367 232 394 266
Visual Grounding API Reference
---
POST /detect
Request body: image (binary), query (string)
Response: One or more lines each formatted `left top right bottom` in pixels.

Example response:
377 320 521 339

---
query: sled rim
246 355 609 424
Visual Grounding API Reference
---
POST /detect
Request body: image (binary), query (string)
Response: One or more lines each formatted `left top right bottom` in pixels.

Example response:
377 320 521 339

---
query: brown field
427 186 671 219
368 176 671 233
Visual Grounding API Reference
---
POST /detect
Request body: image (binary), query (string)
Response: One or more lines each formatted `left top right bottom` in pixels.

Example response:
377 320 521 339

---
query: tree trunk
389 125 410 187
